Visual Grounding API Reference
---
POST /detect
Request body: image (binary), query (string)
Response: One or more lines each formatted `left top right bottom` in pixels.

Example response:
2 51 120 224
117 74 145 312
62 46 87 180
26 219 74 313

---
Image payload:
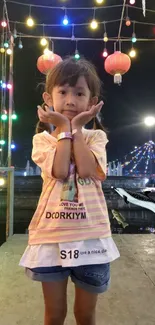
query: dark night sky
1 0 155 167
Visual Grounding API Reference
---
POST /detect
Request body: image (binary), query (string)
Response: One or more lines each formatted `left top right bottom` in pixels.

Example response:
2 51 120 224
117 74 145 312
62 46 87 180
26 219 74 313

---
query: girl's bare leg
42 278 68 325
74 286 98 325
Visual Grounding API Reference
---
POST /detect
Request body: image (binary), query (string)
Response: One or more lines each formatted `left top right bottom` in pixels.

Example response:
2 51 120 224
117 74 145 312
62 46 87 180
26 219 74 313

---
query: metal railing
0 167 14 238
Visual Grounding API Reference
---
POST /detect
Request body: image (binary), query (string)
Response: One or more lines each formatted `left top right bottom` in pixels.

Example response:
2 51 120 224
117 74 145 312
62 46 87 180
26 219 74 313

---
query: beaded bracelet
57 132 72 142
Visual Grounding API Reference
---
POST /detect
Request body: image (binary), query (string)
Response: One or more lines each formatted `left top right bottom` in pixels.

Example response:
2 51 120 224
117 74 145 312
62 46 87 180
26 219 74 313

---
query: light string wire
5 0 155 15
5 1 124 10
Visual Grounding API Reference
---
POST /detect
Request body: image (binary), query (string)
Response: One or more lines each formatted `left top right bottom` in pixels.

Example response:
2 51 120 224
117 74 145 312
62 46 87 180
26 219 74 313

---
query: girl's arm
37 106 72 180
72 129 98 179
71 101 105 179
52 123 71 180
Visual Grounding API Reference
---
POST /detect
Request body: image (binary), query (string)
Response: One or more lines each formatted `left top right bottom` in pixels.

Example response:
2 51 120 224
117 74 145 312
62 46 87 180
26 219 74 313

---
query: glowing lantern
37 51 62 75
104 51 131 84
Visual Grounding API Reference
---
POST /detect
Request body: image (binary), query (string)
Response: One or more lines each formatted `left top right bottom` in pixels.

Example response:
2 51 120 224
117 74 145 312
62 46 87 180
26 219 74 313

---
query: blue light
2 83 6 88
11 144 16 149
63 15 69 25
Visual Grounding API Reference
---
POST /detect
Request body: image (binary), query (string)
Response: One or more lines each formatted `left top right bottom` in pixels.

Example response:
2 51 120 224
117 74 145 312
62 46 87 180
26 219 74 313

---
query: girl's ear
42 92 53 107
88 96 98 109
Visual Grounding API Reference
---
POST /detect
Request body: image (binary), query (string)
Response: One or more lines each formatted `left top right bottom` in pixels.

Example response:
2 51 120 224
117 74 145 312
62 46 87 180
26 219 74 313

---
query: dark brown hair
36 56 105 133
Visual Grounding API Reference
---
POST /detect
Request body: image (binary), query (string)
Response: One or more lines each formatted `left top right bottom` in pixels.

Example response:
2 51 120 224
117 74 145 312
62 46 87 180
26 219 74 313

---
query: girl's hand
71 101 104 129
37 105 70 128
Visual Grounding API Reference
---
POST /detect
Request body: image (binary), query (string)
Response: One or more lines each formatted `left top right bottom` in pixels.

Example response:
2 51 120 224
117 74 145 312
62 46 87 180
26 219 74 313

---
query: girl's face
43 76 98 121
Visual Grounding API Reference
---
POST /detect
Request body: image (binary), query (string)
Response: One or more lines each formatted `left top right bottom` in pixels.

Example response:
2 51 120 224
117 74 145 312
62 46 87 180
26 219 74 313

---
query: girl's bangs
53 63 85 87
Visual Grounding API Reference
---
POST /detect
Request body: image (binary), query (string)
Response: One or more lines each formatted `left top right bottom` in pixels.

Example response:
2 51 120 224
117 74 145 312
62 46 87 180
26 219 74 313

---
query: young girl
19 57 120 325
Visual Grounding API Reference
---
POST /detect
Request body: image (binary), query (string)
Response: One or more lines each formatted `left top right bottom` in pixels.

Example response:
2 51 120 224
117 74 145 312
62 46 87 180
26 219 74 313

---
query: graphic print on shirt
60 163 78 202
45 161 90 221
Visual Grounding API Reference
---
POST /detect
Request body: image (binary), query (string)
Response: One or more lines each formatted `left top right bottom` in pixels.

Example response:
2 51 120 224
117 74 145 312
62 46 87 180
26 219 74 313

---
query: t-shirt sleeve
89 130 108 180
31 133 57 178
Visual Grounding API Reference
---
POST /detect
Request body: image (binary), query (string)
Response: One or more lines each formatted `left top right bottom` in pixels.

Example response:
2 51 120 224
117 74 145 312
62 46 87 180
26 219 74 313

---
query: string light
90 8 98 30
129 0 136 4
18 39 23 49
74 49 80 59
102 47 108 58
126 16 131 27
26 17 35 27
0 47 5 53
103 32 108 42
0 140 6 145
109 140 155 176
40 37 48 46
125 5 131 27
12 112 18 120
74 41 80 59
2 82 6 88
6 48 12 55
0 178 5 186
13 26 17 38
63 9 69 25
4 41 9 48
1 110 8 121
1 20 7 28
96 0 104 4
43 47 50 55
11 143 16 149
90 19 98 29
129 47 136 58
132 32 137 43
7 83 12 89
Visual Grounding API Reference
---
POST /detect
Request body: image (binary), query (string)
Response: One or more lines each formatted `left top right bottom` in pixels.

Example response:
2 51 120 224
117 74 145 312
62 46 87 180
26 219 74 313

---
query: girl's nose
66 93 76 106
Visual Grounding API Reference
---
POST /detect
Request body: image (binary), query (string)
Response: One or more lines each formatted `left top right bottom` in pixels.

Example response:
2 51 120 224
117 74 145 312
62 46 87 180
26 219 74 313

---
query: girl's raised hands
71 101 104 129
37 105 70 128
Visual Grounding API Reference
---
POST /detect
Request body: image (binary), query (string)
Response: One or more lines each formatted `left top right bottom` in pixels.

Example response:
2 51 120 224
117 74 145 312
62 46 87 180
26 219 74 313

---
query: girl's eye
77 92 84 96
59 90 66 95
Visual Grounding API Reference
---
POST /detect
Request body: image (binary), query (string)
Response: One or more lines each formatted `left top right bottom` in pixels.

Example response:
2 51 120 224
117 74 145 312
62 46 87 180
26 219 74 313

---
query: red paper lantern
37 51 62 75
104 51 131 84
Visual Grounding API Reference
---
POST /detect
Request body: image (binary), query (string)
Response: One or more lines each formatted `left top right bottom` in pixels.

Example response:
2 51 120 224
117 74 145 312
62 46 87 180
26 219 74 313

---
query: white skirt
19 237 120 268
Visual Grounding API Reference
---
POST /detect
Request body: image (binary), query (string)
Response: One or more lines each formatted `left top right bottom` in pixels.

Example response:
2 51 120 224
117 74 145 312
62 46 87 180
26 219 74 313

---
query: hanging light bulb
103 32 108 42
102 48 108 58
18 39 23 49
40 38 48 46
130 0 136 4
1 110 8 121
90 8 98 30
96 0 104 4
11 143 16 149
132 32 137 43
0 140 6 145
129 48 136 58
12 112 18 120
4 41 9 48
0 178 5 186
63 14 69 25
126 16 131 26
74 49 80 60
1 20 7 28
6 48 12 55
90 19 98 30
13 27 17 38
0 47 5 53
2 82 6 88
43 47 50 55
71 24 75 40
7 83 12 89
26 17 34 27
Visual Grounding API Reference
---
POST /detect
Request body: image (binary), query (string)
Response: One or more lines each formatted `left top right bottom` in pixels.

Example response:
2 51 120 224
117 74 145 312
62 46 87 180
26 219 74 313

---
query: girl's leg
42 278 68 325
74 286 98 325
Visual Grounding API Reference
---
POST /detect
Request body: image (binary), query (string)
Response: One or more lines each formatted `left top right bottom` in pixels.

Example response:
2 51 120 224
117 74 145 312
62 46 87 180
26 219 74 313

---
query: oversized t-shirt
28 128 112 245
